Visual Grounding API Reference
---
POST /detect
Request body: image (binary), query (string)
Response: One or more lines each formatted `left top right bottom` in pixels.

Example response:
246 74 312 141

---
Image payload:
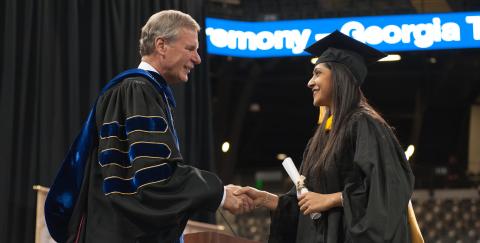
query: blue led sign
205 12 480 57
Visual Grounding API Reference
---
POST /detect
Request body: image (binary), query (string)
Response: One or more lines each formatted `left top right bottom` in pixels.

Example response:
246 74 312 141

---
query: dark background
207 0 480 188
1 0 480 242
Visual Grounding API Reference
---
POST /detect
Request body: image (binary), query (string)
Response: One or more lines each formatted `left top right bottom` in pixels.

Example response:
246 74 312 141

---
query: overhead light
249 103 261 112
276 153 287 160
379 54 401 62
310 57 318 65
222 142 230 153
405 145 415 161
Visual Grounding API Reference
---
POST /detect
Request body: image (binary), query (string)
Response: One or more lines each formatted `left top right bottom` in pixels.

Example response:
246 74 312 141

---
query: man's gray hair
139 10 200 56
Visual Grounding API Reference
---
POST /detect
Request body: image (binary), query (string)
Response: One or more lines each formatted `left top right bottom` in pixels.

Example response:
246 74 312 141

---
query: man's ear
155 37 167 55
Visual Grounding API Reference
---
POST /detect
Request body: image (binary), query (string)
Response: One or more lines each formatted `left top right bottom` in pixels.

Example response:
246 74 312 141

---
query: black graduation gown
269 112 415 243
67 75 223 243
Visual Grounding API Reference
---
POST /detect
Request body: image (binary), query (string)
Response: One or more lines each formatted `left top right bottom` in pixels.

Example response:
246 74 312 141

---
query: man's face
162 28 201 84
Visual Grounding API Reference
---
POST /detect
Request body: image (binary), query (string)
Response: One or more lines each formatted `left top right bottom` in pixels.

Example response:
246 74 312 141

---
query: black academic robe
269 112 415 243
66 75 223 243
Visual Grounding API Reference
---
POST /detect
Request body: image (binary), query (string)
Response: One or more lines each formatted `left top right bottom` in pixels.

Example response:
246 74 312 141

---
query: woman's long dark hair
300 62 387 176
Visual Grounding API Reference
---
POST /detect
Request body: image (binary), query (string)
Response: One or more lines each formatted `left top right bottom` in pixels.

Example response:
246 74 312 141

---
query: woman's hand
234 186 279 210
298 192 342 215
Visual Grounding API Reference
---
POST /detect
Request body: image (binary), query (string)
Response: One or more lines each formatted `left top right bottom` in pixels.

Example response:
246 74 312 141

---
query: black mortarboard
304 30 387 85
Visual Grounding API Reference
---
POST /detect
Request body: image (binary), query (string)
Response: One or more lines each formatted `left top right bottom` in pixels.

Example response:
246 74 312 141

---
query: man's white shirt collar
138 61 159 74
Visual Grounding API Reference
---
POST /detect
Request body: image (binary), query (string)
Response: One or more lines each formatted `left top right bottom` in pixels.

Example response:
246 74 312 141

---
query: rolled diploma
282 157 321 219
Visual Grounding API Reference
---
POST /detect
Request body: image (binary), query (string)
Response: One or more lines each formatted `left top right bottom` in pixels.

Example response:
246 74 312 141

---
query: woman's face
307 63 333 108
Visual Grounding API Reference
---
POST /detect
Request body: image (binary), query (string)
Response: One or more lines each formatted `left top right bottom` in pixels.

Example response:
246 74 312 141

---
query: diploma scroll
282 157 321 220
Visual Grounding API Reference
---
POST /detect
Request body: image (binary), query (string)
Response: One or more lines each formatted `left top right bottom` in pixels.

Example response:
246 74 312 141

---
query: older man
45 10 249 243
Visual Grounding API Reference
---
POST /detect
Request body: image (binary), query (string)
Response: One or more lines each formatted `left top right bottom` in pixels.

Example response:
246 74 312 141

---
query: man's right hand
222 184 255 214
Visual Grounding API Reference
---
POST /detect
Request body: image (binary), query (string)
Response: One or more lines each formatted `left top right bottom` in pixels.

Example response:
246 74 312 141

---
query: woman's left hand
298 192 342 215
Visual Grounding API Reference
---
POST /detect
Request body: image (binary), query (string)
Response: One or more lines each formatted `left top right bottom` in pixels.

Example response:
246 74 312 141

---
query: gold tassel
318 106 332 131
318 106 327 124
324 116 332 131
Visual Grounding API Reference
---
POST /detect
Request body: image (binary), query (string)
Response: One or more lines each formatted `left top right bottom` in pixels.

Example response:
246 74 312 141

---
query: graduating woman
235 30 417 243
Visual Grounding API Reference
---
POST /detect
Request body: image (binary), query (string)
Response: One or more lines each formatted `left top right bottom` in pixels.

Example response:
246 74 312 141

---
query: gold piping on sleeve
126 129 167 135
103 163 168 180
98 154 171 168
98 142 172 167
99 116 169 139
101 115 167 127
126 115 165 120
101 121 125 126
98 162 132 169
100 141 171 153
105 179 168 196
99 136 128 141
103 163 171 196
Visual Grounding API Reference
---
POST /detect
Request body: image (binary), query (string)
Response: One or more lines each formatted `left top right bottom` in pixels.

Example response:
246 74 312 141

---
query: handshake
222 184 343 216
221 185 278 215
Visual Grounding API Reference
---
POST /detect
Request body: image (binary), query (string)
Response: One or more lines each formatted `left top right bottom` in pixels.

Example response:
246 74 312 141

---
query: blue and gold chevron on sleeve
99 115 168 140
100 121 127 140
103 163 173 195
98 142 172 168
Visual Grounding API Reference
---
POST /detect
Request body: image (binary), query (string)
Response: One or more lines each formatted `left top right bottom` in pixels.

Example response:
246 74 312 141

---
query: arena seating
218 189 480 243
